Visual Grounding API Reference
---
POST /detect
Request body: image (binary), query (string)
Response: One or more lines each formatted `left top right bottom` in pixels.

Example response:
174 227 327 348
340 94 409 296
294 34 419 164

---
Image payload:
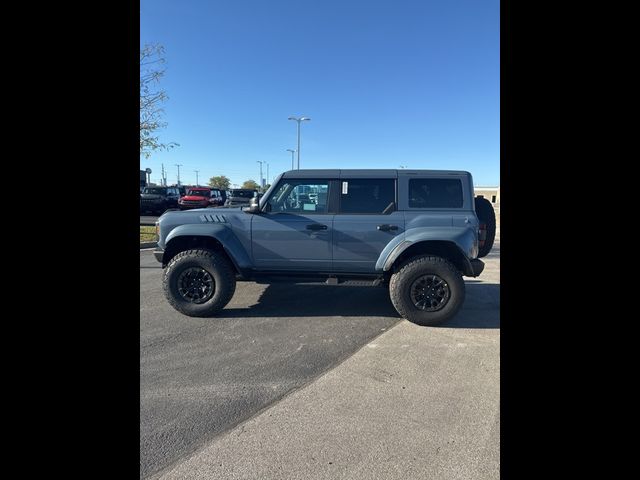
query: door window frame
335 178 397 215
261 178 335 215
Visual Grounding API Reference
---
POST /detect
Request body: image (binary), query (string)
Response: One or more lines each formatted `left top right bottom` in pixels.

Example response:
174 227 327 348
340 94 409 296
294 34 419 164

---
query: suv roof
280 169 471 178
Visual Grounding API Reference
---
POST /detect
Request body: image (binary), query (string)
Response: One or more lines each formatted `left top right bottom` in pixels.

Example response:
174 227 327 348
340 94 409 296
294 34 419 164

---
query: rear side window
409 178 463 208
340 179 395 214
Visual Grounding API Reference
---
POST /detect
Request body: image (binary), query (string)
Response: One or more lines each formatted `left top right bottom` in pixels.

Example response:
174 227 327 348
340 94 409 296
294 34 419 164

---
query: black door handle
377 224 398 232
306 224 328 231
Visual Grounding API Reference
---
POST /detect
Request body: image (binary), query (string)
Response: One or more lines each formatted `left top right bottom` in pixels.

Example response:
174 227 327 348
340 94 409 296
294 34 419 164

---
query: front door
251 178 333 271
332 177 404 273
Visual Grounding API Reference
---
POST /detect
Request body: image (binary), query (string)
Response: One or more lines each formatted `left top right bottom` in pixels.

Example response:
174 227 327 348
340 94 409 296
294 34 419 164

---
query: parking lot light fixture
288 116 311 169
256 161 263 189
286 149 296 170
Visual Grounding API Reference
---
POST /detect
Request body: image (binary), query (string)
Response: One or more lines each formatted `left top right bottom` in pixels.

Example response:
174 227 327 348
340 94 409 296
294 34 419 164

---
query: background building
474 186 500 213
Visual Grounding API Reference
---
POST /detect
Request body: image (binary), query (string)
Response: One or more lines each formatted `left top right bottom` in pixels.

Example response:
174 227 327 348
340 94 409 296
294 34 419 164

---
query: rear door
251 178 334 271
332 174 404 273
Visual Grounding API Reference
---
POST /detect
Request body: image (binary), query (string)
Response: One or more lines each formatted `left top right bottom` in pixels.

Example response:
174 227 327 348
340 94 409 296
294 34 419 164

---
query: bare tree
140 44 178 158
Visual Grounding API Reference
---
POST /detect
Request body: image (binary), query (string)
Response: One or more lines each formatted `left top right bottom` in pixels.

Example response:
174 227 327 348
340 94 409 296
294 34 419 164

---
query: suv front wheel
389 255 465 326
162 249 236 317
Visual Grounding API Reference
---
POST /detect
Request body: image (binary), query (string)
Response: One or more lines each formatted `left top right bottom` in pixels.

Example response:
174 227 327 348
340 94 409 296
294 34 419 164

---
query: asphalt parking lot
140 243 500 479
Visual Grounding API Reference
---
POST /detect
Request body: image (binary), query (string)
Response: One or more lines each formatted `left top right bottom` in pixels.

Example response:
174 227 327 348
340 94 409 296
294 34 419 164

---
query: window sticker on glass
342 181 348 194
303 203 316 211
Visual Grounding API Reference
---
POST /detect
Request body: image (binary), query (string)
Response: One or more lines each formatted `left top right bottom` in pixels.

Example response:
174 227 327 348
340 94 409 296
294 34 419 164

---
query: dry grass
140 225 156 243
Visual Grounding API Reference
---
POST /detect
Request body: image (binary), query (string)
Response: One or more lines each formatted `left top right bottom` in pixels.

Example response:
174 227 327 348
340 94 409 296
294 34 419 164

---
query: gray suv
153 169 495 325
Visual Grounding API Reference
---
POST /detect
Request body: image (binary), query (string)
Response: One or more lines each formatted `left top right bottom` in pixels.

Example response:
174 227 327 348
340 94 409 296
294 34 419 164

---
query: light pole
286 149 296 171
288 116 310 169
256 160 264 189
266 163 269 186
194 170 199 186
175 164 183 186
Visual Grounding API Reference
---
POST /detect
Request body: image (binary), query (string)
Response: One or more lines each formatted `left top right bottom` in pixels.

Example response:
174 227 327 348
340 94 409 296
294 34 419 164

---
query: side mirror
246 197 261 214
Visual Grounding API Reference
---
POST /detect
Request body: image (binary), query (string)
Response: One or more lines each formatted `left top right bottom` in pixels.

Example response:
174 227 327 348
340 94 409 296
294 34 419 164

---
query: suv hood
141 194 164 200
182 195 209 201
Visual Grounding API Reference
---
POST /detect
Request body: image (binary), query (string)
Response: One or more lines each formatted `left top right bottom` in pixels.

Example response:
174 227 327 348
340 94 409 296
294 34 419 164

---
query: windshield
143 188 167 195
260 174 281 209
229 190 255 198
187 189 209 196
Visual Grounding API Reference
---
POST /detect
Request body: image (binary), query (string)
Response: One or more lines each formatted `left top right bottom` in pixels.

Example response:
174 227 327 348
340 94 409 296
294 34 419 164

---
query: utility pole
256 161 264 190
161 164 167 186
288 116 311 169
286 149 296 170
194 170 199 186
175 164 183 186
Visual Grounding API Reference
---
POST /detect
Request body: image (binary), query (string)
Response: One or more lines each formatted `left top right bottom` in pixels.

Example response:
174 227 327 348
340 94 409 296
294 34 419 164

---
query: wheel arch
163 235 241 274
386 240 474 276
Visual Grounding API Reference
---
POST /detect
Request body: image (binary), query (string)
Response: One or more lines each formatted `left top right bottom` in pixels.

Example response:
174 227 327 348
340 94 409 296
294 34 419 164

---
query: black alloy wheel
409 274 450 311
177 267 215 304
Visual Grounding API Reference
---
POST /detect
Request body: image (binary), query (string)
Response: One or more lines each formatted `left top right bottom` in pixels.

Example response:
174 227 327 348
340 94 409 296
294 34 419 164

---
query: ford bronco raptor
153 169 495 326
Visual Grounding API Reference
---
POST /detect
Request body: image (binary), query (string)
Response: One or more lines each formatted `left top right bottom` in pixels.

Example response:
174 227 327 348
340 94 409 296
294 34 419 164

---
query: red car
178 187 224 210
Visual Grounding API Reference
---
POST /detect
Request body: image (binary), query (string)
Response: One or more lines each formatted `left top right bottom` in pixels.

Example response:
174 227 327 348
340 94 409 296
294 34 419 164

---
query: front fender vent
199 214 228 223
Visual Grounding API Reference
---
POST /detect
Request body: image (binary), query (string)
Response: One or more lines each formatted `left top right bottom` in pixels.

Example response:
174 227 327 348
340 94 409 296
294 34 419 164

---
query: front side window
266 179 330 214
339 179 395 214
409 178 463 208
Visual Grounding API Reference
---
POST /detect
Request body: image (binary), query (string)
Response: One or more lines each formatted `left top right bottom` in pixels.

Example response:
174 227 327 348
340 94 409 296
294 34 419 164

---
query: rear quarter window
408 178 463 208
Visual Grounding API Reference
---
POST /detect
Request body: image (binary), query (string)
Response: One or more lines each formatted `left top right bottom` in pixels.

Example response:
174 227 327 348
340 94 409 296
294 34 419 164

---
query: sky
140 0 499 188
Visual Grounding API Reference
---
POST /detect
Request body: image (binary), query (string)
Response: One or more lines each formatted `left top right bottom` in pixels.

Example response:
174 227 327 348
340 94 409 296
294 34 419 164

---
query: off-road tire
389 255 465 326
163 249 236 317
475 196 496 258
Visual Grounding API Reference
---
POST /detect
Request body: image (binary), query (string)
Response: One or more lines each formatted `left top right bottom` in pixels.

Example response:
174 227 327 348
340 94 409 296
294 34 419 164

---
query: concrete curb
140 242 157 249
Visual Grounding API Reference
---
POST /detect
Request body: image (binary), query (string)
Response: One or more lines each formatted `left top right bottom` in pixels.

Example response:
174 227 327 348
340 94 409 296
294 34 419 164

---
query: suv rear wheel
389 255 465 326
162 249 236 317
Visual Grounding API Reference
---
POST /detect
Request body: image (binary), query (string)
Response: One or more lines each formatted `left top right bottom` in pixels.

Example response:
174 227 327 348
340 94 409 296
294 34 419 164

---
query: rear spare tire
475 196 496 258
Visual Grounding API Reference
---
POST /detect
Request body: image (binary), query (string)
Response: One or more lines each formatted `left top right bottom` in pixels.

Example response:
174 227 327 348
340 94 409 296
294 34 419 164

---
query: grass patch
140 225 156 243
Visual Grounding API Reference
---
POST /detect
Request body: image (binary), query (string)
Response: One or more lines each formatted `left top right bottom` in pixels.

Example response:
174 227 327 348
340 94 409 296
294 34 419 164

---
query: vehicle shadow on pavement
222 284 401 318
219 282 500 329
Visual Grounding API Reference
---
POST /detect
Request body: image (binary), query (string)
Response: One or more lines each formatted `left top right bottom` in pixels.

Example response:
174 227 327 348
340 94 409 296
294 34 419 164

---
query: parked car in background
178 187 225 210
224 189 258 207
213 188 227 205
140 186 181 215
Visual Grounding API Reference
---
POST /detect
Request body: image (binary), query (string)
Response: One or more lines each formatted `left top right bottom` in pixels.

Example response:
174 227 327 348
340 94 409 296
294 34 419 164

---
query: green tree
140 44 179 158
242 180 259 190
208 175 231 190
